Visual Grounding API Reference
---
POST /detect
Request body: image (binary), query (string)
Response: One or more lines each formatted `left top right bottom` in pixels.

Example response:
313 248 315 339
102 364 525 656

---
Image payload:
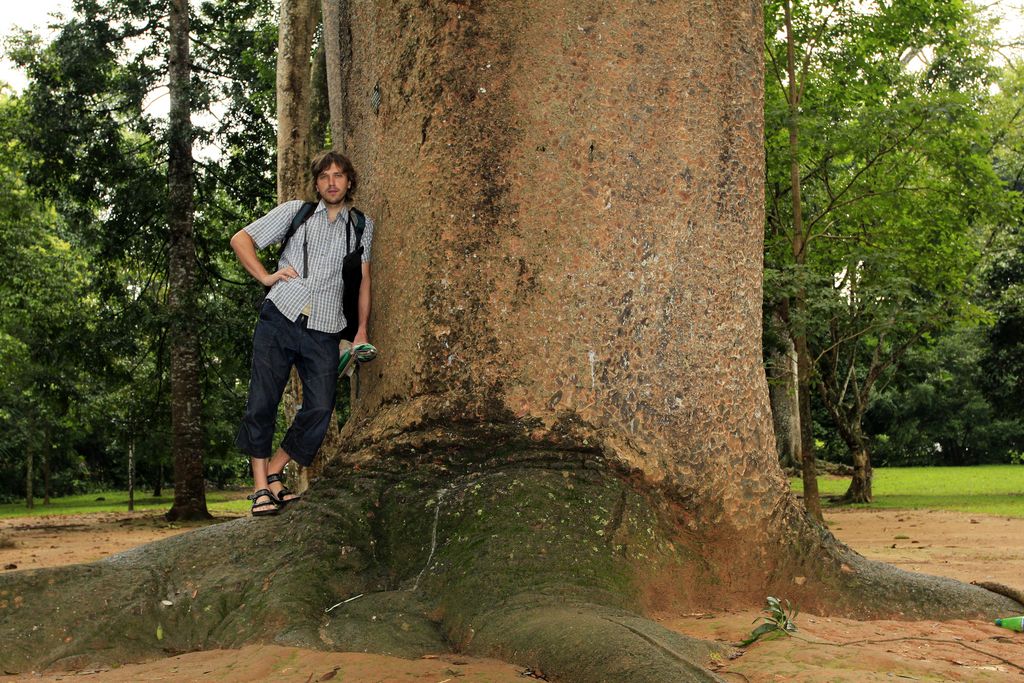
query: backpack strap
278 201 317 258
346 207 366 252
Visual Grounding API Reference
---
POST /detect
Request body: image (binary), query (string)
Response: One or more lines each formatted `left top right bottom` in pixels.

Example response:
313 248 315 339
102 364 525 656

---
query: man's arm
230 230 298 287
352 262 372 346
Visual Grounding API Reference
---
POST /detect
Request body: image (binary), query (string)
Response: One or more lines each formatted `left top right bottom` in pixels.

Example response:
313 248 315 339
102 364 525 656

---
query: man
230 150 374 516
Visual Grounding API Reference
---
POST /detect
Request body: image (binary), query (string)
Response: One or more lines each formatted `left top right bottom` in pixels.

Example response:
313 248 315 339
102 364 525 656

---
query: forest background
0 0 1022 513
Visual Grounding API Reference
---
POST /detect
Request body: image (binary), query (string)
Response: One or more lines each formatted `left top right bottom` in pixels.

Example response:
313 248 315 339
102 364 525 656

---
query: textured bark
844 446 873 503
310 43 330 150
823 399 874 503
343 0 780 560
321 0 348 150
795 332 822 520
166 0 210 522
276 0 320 200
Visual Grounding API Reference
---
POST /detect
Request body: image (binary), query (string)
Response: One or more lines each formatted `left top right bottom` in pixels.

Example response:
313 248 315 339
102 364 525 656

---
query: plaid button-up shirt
244 199 374 334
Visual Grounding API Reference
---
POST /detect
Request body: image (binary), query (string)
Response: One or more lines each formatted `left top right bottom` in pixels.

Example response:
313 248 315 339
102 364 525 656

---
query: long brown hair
310 150 358 202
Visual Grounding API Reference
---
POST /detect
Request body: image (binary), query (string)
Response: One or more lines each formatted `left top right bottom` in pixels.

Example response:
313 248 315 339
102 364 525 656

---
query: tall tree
2 4 1019 681
764 0 828 519
165 0 210 520
276 0 319 199
320 0 348 149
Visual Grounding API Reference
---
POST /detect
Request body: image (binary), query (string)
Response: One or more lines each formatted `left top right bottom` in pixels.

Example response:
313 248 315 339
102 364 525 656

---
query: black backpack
271 202 366 341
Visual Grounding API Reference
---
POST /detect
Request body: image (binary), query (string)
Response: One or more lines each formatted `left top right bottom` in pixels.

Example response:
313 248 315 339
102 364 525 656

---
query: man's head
311 150 358 205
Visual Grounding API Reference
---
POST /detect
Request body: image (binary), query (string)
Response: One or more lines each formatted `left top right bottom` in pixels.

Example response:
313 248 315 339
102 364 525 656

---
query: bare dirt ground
1 506 1023 681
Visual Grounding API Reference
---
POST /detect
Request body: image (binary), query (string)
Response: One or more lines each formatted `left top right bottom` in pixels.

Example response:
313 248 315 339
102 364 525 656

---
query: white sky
2 0 1022 93
1 0 73 91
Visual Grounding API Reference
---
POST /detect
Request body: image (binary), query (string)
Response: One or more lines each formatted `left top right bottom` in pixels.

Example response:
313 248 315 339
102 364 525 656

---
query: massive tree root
1 450 1019 681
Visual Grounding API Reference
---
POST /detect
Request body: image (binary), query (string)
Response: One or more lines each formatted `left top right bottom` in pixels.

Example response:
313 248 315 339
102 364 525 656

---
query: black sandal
248 488 280 516
267 473 301 506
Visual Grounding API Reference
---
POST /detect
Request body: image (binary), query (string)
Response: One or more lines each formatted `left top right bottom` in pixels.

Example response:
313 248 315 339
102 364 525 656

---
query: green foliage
763 0 1023 470
0 90 105 501
867 327 1024 466
741 596 799 646
0 0 283 502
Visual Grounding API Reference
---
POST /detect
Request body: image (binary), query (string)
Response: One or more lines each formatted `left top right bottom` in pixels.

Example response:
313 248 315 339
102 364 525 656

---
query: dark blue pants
235 300 341 467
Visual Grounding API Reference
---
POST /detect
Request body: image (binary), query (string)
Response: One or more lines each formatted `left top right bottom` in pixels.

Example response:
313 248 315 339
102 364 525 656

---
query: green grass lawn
0 489 251 518
791 464 1024 517
4 466 1023 519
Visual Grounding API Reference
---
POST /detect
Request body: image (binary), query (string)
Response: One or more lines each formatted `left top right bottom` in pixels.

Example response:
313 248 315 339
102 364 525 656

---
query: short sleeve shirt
243 199 374 334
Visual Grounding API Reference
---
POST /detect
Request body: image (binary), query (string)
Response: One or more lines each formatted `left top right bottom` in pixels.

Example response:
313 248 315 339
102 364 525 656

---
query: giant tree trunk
165 0 210 522
2 3 1020 680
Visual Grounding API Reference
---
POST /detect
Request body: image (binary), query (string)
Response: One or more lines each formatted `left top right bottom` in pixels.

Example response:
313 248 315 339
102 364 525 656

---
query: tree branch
804 117 928 237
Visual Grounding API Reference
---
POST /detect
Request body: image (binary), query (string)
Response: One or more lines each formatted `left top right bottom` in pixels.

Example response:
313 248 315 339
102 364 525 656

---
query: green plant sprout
741 596 799 646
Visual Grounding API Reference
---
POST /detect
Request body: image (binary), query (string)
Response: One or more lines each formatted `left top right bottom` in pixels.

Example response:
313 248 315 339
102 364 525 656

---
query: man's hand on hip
261 266 299 288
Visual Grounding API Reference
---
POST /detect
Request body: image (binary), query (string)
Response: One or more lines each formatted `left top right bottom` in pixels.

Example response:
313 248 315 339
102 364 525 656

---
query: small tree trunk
128 439 135 512
166 0 210 521
321 0 348 150
781 0 821 521
309 43 329 149
767 315 800 469
153 462 163 498
41 425 51 506
276 0 319 200
794 331 822 519
844 443 873 503
25 447 33 510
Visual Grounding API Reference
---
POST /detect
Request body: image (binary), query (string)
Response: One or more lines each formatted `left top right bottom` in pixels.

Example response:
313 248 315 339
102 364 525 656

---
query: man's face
316 163 350 205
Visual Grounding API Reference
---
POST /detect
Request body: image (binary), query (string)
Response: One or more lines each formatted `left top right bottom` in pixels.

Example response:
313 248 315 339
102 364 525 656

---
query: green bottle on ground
994 616 1024 632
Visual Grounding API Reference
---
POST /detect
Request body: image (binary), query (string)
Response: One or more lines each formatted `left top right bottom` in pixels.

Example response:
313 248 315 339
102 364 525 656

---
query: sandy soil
0 511 245 573
2 506 1023 681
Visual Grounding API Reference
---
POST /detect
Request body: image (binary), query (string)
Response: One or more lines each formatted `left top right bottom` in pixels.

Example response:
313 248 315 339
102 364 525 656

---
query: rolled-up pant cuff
236 300 340 469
